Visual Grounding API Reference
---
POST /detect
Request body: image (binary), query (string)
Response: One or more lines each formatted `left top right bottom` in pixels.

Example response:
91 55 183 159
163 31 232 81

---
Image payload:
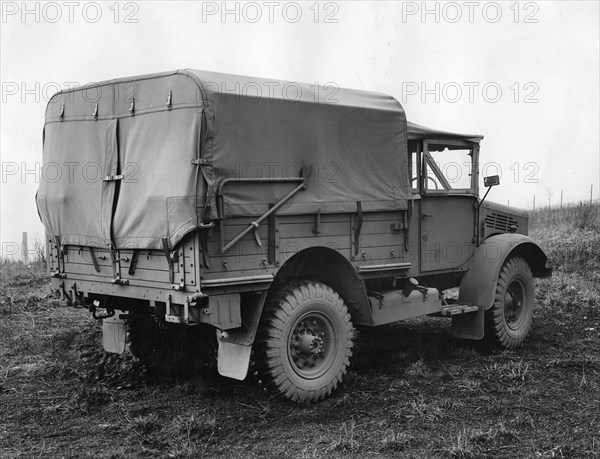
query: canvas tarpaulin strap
37 69 413 251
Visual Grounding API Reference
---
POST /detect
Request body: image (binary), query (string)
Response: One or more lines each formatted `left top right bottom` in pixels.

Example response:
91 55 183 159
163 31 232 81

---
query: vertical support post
268 203 275 265
533 195 536 211
22 232 28 263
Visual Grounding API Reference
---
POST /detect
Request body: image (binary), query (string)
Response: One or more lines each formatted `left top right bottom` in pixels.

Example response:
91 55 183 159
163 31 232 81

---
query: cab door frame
418 138 480 274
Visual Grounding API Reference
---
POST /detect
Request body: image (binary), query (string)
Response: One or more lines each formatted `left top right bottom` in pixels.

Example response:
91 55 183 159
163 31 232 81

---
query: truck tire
485 256 534 349
255 281 354 403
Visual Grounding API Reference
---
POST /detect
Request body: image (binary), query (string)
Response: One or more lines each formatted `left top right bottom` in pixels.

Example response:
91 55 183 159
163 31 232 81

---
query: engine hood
480 200 529 237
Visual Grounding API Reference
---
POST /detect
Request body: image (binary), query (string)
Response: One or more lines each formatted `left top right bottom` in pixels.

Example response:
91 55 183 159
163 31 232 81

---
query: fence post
560 190 563 210
22 232 28 263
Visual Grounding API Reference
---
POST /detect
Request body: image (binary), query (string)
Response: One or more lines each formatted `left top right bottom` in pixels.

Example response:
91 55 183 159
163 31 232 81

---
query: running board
440 304 480 316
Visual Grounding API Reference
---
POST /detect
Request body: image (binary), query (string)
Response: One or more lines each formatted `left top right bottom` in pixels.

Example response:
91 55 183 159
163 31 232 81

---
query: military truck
37 70 551 402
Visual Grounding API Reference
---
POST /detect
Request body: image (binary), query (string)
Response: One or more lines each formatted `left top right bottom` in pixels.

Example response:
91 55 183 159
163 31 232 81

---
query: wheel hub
504 280 525 328
298 334 324 354
289 314 334 377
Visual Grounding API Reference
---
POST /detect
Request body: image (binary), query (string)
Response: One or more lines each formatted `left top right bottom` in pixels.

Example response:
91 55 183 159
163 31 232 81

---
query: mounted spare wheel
485 256 535 349
255 281 354 403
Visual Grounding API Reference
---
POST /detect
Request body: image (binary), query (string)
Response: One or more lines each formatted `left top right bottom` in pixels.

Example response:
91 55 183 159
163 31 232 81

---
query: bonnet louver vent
484 213 518 232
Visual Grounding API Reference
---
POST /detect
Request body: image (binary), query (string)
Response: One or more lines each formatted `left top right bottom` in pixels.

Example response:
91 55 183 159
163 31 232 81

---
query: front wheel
485 256 534 349
255 281 354 403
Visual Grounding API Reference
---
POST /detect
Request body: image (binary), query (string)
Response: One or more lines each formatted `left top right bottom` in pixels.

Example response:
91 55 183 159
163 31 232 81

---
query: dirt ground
1 208 599 458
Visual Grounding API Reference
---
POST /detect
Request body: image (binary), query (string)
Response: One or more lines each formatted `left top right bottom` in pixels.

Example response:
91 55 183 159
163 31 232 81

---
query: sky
1 0 599 259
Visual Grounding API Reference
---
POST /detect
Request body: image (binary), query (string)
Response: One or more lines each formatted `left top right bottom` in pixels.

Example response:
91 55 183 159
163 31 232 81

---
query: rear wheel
255 281 354 403
485 256 534 349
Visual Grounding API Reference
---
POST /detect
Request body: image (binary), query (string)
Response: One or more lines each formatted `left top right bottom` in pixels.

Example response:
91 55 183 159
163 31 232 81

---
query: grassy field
1 203 599 458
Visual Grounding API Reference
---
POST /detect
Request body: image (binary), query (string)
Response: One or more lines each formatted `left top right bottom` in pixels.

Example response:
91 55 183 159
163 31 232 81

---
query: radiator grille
484 213 518 232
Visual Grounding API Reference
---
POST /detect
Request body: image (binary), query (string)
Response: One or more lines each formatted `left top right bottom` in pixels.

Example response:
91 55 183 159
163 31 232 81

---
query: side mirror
479 175 500 208
484 175 500 187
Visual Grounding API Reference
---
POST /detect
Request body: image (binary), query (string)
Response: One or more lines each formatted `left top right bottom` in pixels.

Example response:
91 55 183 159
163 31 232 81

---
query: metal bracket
172 280 185 291
129 99 135 116
217 291 267 346
108 244 120 280
93 103 98 120
165 295 185 324
354 201 363 256
59 104 64 120
92 306 115 321
71 282 86 307
268 203 276 264
162 239 175 284
390 222 405 233
199 229 212 269
128 249 139 276
59 281 72 306
312 213 321 235
166 90 172 110
198 221 215 229
54 235 65 272
103 174 124 182
191 158 212 166
111 277 129 285
89 247 100 273
251 222 262 247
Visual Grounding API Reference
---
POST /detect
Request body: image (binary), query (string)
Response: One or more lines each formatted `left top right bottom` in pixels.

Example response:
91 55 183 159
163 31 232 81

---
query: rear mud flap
217 340 252 381
102 314 128 354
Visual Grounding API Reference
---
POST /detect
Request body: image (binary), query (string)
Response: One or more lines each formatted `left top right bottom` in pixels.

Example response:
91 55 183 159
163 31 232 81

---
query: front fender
458 234 551 310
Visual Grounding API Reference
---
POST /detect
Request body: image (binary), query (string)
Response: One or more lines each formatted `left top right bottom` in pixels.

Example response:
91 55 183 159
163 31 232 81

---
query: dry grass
530 202 600 274
1 203 599 457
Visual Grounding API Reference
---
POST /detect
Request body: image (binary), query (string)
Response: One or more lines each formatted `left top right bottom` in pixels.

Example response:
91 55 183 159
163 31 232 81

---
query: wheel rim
288 311 337 379
503 278 526 330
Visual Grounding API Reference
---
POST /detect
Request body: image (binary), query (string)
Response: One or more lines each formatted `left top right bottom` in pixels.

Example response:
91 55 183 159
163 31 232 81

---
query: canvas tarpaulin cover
37 70 411 250
407 121 483 143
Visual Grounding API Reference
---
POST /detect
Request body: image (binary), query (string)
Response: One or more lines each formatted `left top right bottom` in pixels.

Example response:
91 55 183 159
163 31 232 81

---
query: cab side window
423 141 475 193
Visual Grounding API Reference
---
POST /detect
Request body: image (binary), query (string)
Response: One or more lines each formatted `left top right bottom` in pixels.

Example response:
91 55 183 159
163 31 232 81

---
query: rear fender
217 246 371 380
